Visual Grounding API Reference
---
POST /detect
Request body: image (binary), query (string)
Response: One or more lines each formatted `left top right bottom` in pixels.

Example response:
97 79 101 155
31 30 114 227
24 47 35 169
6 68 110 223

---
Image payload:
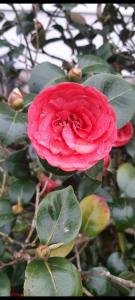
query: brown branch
82 270 135 290
75 246 81 272
0 231 24 248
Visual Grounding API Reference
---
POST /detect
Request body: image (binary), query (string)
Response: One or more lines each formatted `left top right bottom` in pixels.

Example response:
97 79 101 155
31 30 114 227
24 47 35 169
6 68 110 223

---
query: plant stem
83 286 93 297
0 231 23 247
10 4 34 67
82 270 135 289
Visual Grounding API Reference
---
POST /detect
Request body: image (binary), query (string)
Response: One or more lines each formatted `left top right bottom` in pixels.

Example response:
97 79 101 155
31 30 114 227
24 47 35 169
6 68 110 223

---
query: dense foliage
1 3 135 297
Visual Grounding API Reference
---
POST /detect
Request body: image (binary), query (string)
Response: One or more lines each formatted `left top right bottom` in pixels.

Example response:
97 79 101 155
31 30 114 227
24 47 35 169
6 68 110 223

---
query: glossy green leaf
8 178 36 204
84 73 135 128
117 163 135 198
107 252 128 275
78 176 100 200
80 194 110 237
0 271 10 296
112 202 135 230
4 148 30 178
97 42 114 60
38 157 75 177
23 92 36 109
85 160 104 182
36 186 82 245
126 138 135 159
85 267 112 296
29 62 65 93
24 258 82 296
0 198 15 227
79 54 114 74
0 102 27 146
50 240 75 257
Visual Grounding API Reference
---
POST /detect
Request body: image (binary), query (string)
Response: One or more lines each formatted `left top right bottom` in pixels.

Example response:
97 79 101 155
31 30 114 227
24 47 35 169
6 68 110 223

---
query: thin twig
39 172 52 197
0 172 7 197
75 246 82 272
42 48 66 63
24 184 40 244
33 5 40 65
83 287 93 297
0 259 19 270
70 239 90 262
82 270 135 289
10 4 34 67
0 231 24 248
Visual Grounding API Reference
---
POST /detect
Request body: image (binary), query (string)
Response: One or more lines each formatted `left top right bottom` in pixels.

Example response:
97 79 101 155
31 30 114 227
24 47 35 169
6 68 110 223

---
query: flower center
52 112 81 132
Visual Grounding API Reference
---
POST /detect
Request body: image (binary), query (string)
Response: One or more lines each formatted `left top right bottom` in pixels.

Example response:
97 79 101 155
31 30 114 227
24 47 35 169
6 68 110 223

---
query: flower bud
36 245 50 261
34 21 43 30
12 203 24 215
68 66 82 81
38 172 61 194
8 88 24 110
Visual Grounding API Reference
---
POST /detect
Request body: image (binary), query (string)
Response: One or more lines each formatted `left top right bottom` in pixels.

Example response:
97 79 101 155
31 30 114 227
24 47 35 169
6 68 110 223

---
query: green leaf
50 240 75 257
23 92 36 109
0 271 10 296
78 176 100 200
0 39 10 48
0 198 15 227
117 163 135 198
85 160 104 182
11 262 27 288
36 186 82 245
107 252 128 275
62 3 77 10
96 42 114 60
85 267 112 296
4 148 30 179
29 62 65 93
0 102 27 146
78 54 114 74
8 178 36 205
126 137 135 159
0 239 4 257
24 257 82 296
112 202 135 230
80 194 110 237
119 271 135 283
9 45 24 58
38 157 75 177
83 73 135 128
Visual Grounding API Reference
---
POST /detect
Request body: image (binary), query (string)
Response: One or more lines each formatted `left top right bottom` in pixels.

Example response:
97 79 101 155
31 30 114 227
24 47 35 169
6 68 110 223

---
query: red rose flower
113 122 134 147
27 82 117 171
39 173 60 193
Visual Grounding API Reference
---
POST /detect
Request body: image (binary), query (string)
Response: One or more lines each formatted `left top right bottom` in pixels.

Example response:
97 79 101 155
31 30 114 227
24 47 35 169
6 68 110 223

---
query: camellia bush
1 3 135 297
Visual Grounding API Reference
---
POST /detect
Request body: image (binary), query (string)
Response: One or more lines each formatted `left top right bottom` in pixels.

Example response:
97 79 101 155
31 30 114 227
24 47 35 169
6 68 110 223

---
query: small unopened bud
8 88 24 110
68 66 82 81
36 245 50 261
34 21 43 30
12 203 24 215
